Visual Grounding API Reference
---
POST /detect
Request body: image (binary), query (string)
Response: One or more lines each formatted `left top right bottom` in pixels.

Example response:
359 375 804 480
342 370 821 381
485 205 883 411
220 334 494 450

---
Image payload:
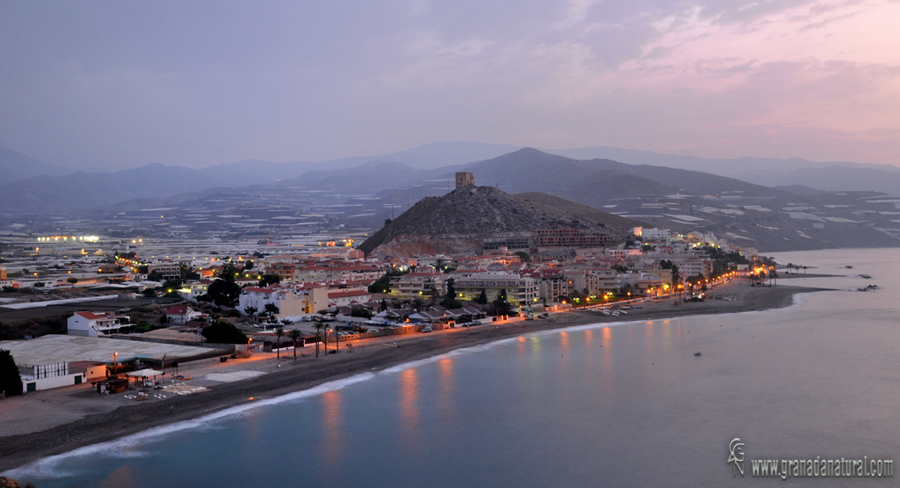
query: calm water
8 248 900 487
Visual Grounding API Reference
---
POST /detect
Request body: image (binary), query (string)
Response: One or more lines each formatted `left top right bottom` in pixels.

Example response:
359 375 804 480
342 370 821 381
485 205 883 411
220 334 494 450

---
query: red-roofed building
328 289 372 307
67 311 131 337
165 305 202 324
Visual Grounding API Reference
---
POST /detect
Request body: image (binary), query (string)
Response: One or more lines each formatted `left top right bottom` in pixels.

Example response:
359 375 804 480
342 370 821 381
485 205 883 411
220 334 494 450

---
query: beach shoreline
0 280 831 473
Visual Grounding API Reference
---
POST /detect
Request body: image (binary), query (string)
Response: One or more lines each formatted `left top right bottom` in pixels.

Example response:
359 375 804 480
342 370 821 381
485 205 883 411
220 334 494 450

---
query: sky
1 0 899 169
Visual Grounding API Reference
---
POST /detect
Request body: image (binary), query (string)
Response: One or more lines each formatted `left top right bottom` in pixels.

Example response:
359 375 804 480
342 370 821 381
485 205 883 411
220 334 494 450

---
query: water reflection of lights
438 357 455 417
399 368 420 432
98 464 136 488
320 390 345 465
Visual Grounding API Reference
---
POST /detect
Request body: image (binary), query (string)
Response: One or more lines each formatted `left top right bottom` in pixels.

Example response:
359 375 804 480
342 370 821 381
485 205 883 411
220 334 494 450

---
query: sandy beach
0 278 830 473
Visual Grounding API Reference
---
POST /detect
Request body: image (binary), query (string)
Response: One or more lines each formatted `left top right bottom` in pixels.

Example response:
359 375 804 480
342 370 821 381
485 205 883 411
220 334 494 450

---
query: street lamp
113 352 118 376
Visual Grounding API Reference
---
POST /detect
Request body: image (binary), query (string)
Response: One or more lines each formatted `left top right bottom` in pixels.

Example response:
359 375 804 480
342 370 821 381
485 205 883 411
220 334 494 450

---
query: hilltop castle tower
455 172 474 189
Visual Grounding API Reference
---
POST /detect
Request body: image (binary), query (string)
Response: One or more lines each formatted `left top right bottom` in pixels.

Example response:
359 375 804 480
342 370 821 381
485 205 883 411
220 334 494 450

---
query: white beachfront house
67 311 130 337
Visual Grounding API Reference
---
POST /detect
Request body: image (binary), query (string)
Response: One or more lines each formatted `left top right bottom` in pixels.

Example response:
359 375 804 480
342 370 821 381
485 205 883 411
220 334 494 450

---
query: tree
181 264 200 280
368 269 406 294
258 273 282 287
313 321 326 358
289 329 302 360
217 261 242 282
492 289 513 317
206 279 241 307
243 306 258 320
0 349 23 397
66 277 78 286
513 251 531 262
275 327 284 359
201 322 249 344
264 303 280 317
162 279 182 294
670 265 680 288
476 288 488 305
441 278 462 309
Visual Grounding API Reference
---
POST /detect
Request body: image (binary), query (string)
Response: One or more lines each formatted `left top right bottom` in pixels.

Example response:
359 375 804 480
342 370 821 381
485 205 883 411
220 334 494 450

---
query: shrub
201 322 249 344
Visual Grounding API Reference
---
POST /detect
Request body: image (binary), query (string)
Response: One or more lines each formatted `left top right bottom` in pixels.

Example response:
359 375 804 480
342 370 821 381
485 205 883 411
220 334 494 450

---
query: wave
6 372 377 480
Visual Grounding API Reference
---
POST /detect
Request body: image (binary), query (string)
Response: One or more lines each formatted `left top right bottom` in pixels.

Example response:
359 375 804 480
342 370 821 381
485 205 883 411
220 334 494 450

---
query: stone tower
455 172 474 189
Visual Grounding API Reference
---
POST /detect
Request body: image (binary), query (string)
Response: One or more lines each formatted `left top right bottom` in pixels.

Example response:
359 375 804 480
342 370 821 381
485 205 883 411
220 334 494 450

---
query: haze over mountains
4 141 900 208
3 141 900 252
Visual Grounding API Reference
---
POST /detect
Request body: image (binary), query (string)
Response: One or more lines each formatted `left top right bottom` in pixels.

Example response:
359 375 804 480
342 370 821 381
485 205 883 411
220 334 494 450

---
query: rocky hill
358 185 641 257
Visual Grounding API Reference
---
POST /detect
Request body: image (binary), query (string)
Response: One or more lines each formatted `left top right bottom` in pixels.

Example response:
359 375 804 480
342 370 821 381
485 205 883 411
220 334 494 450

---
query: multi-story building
535 228 616 249
523 269 570 303
238 287 329 317
642 227 671 242
482 235 532 252
454 272 536 306
148 263 181 281
293 264 382 284
671 258 715 278
390 272 447 298
265 262 296 281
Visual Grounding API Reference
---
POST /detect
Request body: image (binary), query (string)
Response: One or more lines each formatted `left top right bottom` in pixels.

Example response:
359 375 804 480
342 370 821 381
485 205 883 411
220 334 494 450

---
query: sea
6 248 900 487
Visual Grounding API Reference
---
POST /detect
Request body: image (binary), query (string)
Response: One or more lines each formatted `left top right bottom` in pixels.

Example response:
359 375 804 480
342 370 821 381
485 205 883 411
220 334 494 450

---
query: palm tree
289 329 302 360
274 327 284 360
313 321 326 357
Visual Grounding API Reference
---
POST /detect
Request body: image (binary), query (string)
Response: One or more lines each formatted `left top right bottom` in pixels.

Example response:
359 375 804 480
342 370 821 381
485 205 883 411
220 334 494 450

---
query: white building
67 311 130 337
640 227 671 242
165 305 203 324
238 287 329 317
328 289 373 307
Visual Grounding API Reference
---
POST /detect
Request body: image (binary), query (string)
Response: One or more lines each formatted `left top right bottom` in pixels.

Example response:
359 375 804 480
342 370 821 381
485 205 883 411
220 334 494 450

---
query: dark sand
0 280 829 472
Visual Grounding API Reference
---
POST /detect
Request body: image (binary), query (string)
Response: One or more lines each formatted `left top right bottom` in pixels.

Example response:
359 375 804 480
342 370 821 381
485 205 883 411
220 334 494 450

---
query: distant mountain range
3 143 898 252
0 146 73 186
4 141 900 215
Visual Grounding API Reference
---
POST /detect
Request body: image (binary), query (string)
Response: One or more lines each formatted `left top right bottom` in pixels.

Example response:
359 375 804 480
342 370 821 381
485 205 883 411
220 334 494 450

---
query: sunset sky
1 0 898 169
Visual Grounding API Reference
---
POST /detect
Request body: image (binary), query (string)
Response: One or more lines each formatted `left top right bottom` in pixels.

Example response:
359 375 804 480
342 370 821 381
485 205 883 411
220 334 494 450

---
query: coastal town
0 179 779 394
0 174 807 474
